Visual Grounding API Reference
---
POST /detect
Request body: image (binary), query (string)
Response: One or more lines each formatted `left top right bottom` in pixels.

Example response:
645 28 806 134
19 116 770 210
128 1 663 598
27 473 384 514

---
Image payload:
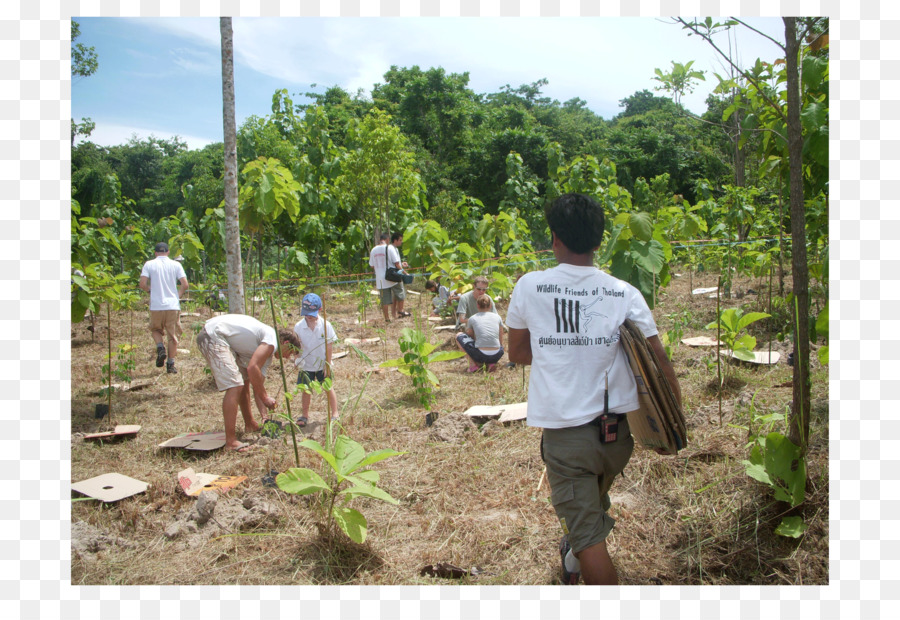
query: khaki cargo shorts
149 310 183 342
541 415 634 554
196 330 247 391
379 283 405 306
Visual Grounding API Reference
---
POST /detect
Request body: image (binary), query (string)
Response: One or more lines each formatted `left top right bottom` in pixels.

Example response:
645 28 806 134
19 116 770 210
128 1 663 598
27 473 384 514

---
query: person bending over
197 313 284 451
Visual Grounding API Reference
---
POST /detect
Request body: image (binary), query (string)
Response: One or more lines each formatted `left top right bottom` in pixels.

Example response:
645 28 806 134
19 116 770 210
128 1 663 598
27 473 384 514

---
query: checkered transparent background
3 0 890 617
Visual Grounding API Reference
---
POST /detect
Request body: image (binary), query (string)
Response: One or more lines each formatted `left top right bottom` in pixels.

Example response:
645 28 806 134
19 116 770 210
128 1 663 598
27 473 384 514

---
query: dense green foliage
71 26 827 316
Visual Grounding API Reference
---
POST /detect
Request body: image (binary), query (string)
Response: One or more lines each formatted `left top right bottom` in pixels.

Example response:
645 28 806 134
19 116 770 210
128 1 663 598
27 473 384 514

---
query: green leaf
77 289 92 311
628 212 654 241
71 275 89 291
775 516 808 538
298 439 340 474
722 102 737 123
802 54 828 91
629 239 666 274
741 460 773 486
595 225 622 266
762 433 806 507
817 345 829 365
801 101 827 134
332 506 367 543
339 481 400 505
334 435 366 475
815 302 829 340
354 470 380 485
379 358 406 368
427 351 466 364
348 448 406 473
734 334 757 352
731 348 757 362
275 468 330 495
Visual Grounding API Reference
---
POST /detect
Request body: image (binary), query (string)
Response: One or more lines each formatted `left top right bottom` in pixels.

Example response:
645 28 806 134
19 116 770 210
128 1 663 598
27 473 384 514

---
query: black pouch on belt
599 413 619 443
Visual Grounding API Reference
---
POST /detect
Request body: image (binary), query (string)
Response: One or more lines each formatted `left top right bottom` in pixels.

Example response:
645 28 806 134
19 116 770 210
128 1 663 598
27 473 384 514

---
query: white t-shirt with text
505 263 657 429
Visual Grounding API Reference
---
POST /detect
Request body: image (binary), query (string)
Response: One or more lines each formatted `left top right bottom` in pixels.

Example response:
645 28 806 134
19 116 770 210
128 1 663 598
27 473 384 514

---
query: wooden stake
535 466 546 493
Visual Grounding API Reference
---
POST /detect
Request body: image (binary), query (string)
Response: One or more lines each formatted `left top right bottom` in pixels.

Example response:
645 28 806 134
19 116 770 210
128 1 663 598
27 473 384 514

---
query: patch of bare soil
70 272 828 586
72 520 135 560
428 411 476 444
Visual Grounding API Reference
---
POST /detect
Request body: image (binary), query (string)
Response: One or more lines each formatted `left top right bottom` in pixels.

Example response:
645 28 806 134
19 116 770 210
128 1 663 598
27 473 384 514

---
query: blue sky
72 17 786 150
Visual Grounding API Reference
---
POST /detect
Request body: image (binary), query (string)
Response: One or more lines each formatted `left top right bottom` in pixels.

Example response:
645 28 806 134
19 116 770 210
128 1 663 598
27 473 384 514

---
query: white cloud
78 122 215 151
169 46 218 73
224 17 782 117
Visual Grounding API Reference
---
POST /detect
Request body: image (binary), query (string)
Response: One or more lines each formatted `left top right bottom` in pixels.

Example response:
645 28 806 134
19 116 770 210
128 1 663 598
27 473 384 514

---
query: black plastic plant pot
94 403 109 419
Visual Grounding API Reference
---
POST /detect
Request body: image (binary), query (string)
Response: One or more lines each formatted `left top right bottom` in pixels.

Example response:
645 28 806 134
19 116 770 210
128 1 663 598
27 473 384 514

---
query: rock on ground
193 491 218 525
163 491 282 547
480 419 504 437
429 412 476 444
72 520 133 559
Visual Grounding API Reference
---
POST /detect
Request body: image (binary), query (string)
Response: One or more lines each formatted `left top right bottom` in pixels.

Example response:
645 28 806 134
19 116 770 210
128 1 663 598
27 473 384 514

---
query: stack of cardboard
619 319 687 455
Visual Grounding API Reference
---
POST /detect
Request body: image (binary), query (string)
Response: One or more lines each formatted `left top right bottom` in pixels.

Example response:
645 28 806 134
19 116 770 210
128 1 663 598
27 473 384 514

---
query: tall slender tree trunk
258 232 264 281
784 17 811 454
733 97 745 189
220 17 245 314
778 178 786 295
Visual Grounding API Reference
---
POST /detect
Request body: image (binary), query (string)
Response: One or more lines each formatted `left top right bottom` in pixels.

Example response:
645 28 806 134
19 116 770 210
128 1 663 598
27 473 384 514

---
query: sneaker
559 536 580 585
156 346 167 367
166 361 177 374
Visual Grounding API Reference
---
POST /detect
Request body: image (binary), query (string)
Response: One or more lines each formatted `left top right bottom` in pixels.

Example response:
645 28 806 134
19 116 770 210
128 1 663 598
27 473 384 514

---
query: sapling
276 429 406 544
732 393 807 538
354 281 371 326
379 327 465 409
705 307 771 364
267 296 299 466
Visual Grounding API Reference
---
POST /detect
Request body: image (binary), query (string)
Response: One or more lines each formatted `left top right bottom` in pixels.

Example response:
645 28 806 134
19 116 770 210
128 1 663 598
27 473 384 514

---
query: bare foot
244 421 261 433
227 441 250 452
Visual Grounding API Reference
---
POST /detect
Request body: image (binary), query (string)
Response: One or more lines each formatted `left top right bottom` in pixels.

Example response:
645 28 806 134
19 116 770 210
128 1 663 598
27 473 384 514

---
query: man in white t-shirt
139 242 188 374
368 233 406 322
507 193 682 586
196 313 288 451
389 232 412 318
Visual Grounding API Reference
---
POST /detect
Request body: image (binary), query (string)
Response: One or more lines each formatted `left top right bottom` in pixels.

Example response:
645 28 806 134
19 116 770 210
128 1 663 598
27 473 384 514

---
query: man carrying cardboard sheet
507 193 682 585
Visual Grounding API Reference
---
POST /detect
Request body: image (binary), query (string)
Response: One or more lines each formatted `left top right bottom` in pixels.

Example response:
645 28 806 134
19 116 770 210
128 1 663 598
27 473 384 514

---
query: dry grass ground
70 268 828 585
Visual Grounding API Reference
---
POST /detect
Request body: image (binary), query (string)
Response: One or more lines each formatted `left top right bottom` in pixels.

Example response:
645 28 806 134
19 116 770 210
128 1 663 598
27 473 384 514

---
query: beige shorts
541 415 634 554
149 310 183 342
196 330 247 391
